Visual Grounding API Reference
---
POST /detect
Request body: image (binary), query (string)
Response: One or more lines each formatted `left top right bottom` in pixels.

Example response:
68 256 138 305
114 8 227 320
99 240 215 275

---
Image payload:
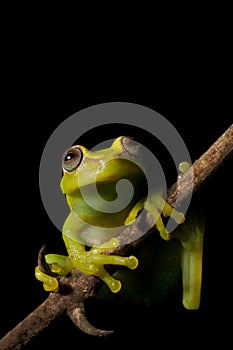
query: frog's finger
151 195 185 224
145 198 171 240
99 269 122 293
91 253 138 270
35 266 59 292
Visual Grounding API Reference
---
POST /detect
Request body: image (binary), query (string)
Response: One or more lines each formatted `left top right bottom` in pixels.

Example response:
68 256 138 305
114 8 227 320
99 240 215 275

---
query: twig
1 124 232 350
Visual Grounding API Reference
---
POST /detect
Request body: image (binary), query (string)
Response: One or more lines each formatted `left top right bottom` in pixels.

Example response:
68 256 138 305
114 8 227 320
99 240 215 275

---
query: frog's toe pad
127 256 138 269
109 279 122 293
43 278 59 292
175 212 185 224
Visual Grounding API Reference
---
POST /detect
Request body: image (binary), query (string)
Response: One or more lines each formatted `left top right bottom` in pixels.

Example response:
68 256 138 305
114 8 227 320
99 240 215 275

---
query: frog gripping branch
35 136 203 310
2 124 232 349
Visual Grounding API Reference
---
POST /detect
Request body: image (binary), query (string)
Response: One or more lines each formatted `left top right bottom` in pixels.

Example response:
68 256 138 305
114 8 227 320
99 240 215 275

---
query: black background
1 15 232 349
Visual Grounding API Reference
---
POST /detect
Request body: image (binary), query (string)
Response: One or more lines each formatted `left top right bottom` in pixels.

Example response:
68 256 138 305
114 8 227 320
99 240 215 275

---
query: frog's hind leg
174 212 205 309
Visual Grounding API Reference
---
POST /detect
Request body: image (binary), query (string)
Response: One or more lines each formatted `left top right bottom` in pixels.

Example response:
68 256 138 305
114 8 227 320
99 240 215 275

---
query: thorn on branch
67 303 113 337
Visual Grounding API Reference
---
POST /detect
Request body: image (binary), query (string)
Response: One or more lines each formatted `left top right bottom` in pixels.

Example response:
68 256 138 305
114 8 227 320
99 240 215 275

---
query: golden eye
62 147 83 172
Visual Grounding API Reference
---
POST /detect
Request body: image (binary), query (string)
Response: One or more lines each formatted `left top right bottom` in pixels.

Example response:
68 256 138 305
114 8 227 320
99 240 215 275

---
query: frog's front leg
144 194 185 240
35 254 74 292
63 236 138 293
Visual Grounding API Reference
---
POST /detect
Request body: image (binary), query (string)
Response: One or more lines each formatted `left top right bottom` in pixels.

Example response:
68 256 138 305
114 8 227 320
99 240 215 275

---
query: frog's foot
35 253 74 292
82 238 138 293
145 195 185 241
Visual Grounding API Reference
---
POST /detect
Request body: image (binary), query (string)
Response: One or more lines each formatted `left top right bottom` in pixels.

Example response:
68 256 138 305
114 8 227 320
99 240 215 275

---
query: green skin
36 137 204 309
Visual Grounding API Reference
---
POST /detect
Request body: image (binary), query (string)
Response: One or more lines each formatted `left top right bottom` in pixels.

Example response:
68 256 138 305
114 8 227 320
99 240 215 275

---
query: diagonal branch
167 123 233 206
0 124 232 350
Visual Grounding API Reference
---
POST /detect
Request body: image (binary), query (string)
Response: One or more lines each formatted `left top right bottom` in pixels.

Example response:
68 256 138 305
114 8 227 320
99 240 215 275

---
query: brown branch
167 123 233 206
1 124 232 350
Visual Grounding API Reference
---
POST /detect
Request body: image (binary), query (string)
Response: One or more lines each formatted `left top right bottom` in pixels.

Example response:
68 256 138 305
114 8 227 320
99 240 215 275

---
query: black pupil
65 152 75 162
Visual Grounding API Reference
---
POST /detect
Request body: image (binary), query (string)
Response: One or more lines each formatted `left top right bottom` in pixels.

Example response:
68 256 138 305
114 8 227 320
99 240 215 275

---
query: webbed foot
35 251 74 292
64 237 138 293
82 238 138 293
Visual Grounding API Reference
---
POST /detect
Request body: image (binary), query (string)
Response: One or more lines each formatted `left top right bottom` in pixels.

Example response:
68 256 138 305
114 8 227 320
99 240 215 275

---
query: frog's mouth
61 156 145 191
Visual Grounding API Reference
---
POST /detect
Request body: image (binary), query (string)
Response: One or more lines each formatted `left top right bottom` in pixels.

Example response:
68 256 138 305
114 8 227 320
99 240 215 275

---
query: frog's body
62 160 147 246
36 136 204 309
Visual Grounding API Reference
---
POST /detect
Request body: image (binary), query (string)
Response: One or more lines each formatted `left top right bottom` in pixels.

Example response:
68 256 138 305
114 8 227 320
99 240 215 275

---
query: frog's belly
62 210 127 247
76 224 124 247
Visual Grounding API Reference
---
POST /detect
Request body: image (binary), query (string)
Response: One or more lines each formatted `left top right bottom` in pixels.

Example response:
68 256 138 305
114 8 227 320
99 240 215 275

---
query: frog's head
60 136 143 196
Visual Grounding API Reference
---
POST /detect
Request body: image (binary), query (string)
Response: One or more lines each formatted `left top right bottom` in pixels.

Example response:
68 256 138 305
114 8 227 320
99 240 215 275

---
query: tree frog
36 136 204 310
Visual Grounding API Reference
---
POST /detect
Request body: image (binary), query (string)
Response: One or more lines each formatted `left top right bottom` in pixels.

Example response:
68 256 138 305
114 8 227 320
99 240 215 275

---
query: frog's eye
62 147 83 172
121 136 140 155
